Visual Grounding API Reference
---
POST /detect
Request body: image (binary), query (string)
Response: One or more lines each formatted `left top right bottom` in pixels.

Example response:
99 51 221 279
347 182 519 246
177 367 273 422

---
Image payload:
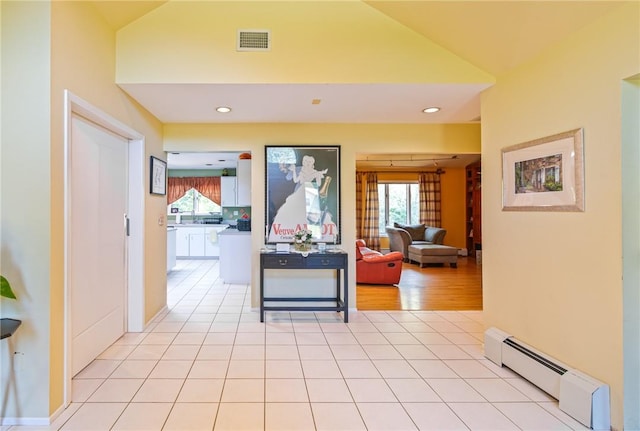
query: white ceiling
118 83 486 124
167 152 241 170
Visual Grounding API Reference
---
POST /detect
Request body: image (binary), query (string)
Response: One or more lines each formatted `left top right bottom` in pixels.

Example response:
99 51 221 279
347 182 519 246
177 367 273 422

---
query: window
168 188 220 215
378 183 419 230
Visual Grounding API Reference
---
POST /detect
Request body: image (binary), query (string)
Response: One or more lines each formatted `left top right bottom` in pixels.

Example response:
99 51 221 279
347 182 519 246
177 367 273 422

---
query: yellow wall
440 168 467 250
50 1 166 415
481 3 639 429
1 1 165 420
164 123 481 308
116 1 493 85
51 1 167 324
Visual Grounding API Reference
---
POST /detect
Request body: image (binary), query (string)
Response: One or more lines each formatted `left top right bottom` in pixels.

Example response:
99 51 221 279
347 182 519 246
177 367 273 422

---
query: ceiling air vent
237 29 271 52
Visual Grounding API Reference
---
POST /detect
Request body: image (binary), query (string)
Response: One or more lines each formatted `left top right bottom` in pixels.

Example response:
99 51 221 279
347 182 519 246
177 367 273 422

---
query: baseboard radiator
484 327 610 430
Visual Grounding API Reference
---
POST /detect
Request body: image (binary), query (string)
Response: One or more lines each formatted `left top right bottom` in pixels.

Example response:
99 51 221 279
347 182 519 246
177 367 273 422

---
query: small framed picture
150 156 167 195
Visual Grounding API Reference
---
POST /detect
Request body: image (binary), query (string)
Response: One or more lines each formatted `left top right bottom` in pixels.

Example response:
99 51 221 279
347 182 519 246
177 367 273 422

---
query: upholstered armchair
385 223 447 262
355 239 404 285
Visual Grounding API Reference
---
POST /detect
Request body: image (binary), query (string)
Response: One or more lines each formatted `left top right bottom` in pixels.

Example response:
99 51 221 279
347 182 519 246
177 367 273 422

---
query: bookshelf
465 161 482 256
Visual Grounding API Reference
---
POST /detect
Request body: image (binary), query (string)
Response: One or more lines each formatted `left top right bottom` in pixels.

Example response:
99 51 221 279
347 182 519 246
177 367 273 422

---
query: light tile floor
5 260 589 431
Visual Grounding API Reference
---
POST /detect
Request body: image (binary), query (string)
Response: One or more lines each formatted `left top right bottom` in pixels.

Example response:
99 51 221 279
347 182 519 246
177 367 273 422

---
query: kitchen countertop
169 223 229 228
218 229 250 236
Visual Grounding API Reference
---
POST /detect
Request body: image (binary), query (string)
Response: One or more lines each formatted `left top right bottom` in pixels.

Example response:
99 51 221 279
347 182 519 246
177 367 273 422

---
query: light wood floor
356 256 482 311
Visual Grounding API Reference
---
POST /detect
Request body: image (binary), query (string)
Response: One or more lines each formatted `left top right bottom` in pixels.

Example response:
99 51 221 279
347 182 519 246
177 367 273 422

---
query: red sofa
355 239 404 285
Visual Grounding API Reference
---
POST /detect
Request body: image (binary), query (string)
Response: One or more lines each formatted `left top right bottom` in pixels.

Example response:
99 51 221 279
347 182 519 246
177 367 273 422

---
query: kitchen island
218 228 251 284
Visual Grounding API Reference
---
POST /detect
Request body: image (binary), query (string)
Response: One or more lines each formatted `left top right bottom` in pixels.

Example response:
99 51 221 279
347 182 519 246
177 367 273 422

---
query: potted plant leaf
1 275 16 299
1 275 21 339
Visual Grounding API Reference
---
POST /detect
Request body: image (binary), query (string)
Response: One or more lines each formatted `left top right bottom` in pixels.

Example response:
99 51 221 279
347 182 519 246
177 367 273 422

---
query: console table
259 251 348 323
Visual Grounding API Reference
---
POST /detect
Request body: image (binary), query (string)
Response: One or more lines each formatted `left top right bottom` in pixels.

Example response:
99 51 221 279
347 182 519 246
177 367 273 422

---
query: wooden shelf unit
465 161 482 256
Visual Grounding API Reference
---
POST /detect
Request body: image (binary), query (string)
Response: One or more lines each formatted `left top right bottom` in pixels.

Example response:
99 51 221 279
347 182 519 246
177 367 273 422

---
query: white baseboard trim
48 402 66 425
4 399 84 427
146 305 169 328
1 416 51 426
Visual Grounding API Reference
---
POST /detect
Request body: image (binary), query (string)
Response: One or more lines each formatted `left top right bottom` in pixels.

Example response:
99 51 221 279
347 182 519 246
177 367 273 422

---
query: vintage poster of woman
265 146 340 243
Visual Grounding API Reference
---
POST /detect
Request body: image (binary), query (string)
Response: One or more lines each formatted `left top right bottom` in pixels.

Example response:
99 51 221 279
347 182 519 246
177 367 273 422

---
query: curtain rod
356 169 445 174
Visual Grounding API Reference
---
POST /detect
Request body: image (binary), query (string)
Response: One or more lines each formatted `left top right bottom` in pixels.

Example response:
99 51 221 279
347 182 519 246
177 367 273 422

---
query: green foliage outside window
169 188 220 214
378 183 419 228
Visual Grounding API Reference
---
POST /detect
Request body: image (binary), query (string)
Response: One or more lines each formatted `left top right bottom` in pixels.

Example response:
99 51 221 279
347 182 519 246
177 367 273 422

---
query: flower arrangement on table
293 228 313 251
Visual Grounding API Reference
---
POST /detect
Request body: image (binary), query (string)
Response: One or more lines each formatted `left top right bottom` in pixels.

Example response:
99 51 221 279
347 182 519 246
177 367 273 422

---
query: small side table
1 318 22 340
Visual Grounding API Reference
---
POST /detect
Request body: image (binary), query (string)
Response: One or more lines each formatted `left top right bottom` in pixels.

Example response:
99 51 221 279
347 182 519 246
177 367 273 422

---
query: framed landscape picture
265 145 341 244
502 128 584 211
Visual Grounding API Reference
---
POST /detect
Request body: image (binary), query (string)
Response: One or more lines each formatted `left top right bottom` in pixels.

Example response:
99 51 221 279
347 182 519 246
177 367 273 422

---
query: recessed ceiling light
422 107 441 114
216 106 232 113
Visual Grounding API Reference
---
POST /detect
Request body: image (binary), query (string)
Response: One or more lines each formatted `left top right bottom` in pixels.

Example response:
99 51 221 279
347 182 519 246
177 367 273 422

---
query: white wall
481 4 639 429
622 75 640 431
1 1 52 421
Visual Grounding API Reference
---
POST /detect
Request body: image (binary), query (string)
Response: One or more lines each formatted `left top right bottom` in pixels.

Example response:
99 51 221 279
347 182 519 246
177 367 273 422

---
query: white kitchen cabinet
175 227 192 257
221 159 251 207
167 228 177 271
175 226 225 258
221 176 237 206
189 232 206 256
236 159 251 206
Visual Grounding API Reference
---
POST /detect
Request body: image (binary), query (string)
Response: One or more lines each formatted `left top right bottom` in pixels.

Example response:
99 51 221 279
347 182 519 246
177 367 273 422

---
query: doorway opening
355 152 482 311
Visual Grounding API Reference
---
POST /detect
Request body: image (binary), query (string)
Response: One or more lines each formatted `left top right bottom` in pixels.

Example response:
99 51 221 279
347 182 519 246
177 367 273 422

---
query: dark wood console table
260 251 348 323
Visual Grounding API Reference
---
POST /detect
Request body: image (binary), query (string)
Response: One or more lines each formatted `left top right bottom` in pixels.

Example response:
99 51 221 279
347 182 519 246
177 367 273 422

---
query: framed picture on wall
150 156 167 195
502 128 584 211
265 145 341 244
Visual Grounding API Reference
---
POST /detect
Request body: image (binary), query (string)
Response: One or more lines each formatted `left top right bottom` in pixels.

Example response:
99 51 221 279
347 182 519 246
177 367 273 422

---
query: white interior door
70 114 128 376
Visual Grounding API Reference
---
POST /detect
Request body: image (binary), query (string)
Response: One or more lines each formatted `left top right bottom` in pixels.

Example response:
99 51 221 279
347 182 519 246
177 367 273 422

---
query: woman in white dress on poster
268 155 334 242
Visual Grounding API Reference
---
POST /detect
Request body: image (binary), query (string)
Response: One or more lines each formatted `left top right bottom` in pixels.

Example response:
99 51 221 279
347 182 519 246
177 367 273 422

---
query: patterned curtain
362 172 380 250
418 173 442 226
193 177 221 205
167 177 222 205
167 177 192 205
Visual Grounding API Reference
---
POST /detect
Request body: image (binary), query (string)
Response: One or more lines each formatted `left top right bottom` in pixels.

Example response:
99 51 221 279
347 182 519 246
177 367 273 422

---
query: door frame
63 90 145 405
